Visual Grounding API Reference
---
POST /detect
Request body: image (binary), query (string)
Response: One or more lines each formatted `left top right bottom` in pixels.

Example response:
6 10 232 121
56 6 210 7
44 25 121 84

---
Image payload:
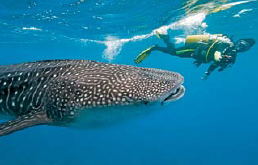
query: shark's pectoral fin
0 110 51 137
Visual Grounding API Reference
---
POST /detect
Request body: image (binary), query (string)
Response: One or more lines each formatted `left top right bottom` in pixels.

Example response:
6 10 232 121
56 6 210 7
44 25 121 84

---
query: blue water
0 0 258 164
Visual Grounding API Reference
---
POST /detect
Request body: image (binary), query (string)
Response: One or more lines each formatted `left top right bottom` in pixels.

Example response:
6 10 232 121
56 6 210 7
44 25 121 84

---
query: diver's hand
222 55 231 59
201 72 209 80
218 67 224 72
193 60 201 68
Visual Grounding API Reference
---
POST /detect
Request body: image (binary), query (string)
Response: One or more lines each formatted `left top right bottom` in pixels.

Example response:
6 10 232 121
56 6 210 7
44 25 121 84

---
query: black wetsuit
150 35 237 78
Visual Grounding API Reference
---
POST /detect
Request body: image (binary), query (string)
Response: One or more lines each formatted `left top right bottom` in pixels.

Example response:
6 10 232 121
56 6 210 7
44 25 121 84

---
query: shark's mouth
161 85 185 105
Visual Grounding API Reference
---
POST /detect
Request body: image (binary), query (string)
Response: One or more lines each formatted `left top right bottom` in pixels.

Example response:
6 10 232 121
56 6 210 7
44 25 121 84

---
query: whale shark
0 60 185 137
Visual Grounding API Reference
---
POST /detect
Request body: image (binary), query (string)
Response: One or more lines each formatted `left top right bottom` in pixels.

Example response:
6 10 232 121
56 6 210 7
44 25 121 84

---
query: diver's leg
152 45 175 54
134 44 173 64
135 33 177 64
157 34 196 59
154 44 196 59
156 33 176 51
134 44 193 64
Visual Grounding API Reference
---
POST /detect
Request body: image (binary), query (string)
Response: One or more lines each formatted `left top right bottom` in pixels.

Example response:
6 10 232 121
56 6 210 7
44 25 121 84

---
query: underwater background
0 0 258 164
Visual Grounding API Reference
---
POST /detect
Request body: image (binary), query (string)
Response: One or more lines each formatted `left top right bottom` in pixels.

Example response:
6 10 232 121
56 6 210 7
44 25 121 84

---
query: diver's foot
155 31 169 40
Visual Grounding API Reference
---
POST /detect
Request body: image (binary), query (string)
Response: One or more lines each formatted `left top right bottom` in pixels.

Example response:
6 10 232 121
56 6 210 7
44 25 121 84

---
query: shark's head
128 67 185 106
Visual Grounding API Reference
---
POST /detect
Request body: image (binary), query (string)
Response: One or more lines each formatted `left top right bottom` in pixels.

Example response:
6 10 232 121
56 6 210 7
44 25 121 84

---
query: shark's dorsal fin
0 110 51 137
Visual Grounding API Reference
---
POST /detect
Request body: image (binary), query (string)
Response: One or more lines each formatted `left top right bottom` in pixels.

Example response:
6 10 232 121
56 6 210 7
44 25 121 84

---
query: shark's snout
162 85 185 105
136 67 185 104
158 71 185 104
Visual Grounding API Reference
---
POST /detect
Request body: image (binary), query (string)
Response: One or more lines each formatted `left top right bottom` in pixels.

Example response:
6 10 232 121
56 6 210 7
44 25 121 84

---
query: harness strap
176 49 195 55
205 40 220 62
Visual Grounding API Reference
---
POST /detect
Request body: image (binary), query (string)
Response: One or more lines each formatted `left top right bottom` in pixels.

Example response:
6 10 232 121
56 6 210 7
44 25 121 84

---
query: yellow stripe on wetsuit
205 40 219 62
176 49 195 55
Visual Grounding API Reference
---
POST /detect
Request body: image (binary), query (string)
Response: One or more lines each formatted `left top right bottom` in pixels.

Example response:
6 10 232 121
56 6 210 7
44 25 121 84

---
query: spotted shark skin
0 60 185 137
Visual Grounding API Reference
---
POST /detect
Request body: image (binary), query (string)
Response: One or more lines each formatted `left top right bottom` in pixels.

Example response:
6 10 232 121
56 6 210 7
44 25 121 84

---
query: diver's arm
202 63 219 80
217 53 236 72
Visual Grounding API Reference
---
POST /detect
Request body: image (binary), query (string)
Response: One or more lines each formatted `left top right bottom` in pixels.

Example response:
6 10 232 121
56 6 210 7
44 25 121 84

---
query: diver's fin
134 46 155 64
0 110 51 137
155 31 162 39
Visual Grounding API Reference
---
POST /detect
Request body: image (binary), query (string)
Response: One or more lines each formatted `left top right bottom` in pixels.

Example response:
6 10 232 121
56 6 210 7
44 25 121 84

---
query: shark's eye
144 101 149 105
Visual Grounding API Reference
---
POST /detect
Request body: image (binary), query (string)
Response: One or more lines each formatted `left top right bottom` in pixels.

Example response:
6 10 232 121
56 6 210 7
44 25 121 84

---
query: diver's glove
201 72 209 80
221 55 232 63
134 45 156 64
218 67 224 72
193 60 202 68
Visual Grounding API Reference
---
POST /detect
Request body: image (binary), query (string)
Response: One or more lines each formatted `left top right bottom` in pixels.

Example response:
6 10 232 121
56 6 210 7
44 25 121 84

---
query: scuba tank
185 34 225 63
185 34 223 45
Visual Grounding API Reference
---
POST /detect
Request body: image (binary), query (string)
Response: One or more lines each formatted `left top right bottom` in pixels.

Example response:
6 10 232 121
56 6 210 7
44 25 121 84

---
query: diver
134 33 255 79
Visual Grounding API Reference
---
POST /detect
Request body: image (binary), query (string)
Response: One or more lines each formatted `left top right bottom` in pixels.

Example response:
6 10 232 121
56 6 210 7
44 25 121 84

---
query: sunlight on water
233 8 253 17
1 0 257 61
22 27 42 31
211 0 255 13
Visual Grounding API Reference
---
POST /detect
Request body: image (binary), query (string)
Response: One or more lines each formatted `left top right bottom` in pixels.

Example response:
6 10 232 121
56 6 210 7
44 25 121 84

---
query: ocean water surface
0 0 258 164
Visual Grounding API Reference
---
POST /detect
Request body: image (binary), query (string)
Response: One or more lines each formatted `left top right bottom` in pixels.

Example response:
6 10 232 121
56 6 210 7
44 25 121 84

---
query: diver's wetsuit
149 34 237 78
